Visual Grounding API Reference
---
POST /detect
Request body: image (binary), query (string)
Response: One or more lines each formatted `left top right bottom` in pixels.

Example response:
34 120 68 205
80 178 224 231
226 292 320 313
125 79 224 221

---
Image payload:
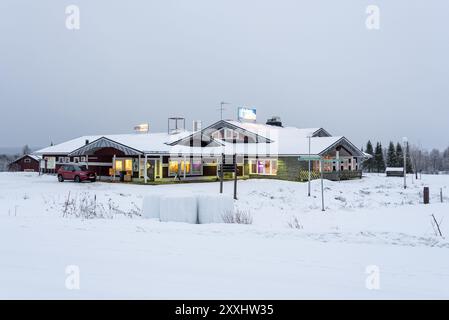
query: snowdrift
159 195 198 224
197 194 234 224
143 193 235 224
142 194 161 219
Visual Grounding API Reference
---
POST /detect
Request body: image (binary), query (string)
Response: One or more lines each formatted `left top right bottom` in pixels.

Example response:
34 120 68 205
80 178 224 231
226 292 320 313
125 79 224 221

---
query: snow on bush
287 216 303 229
222 209 253 224
61 192 141 219
160 195 198 224
142 194 161 219
197 193 234 224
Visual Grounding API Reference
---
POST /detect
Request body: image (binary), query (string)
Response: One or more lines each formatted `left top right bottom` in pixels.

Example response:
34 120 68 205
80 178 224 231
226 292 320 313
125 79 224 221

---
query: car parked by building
57 164 96 182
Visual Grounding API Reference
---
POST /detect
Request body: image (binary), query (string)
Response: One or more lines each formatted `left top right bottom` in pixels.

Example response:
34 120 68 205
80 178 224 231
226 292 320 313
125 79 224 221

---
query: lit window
115 160 123 171
125 159 133 172
169 160 179 175
191 159 202 175
250 159 277 175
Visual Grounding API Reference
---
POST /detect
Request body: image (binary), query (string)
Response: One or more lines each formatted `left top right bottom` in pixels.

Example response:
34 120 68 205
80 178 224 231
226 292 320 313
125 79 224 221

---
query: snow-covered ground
0 172 448 299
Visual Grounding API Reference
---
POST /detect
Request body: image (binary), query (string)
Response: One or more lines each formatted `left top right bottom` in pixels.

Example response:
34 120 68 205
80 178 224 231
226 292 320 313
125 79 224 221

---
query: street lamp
403 137 408 189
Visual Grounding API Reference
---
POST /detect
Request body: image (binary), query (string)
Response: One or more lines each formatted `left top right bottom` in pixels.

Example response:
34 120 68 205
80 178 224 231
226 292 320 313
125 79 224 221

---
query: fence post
423 187 430 204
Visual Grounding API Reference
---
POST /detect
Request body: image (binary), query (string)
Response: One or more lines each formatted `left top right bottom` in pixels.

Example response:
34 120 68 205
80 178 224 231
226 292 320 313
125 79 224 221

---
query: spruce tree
374 142 386 173
396 143 404 168
405 143 413 173
364 140 374 172
386 142 397 168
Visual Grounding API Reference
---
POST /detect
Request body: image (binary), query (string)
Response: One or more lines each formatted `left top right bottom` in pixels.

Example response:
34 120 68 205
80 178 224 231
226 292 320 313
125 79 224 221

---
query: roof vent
85 139 90 145
266 116 282 127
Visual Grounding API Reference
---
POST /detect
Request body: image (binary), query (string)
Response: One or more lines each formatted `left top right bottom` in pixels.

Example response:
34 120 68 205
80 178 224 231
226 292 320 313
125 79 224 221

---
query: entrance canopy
68 137 143 156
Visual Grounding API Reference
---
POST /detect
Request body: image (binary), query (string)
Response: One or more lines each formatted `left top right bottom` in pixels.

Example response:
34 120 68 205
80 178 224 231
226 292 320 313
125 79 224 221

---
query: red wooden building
8 154 41 172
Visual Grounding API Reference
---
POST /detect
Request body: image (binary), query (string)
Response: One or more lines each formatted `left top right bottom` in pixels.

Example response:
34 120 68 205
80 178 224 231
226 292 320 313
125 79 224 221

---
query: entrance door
147 160 156 181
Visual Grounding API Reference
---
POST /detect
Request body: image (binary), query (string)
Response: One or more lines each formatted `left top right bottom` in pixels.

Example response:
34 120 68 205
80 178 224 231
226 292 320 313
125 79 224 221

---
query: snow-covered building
35 117 366 183
8 154 41 172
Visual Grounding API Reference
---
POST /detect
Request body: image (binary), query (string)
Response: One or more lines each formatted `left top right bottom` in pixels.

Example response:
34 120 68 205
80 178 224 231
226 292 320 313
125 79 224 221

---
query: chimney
266 116 282 127
192 120 202 132
85 139 90 145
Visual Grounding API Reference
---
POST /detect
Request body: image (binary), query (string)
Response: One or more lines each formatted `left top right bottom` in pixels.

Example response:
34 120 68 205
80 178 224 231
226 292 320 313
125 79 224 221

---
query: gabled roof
168 120 274 146
35 131 191 155
69 137 144 156
10 154 41 163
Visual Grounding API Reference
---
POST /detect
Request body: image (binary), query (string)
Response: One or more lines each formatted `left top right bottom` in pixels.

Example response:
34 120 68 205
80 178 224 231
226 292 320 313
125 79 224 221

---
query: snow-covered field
0 172 448 299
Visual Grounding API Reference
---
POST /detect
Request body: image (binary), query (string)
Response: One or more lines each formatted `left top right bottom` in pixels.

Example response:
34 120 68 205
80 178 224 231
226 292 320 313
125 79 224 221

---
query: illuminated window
181 160 190 173
125 159 133 172
191 159 202 175
115 160 123 171
249 159 277 175
169 160 179 175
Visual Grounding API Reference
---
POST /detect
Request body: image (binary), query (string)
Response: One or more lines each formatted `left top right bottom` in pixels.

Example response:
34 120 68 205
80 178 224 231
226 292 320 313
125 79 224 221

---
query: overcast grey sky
0 1 448 150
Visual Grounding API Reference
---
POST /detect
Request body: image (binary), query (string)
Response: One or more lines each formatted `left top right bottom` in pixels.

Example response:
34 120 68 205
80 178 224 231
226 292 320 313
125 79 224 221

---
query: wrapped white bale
160 195 198 224
142 194 161 219
197 193 234 224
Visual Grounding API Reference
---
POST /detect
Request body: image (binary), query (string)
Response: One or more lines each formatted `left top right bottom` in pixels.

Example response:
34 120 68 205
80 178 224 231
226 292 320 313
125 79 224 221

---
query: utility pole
403 137 408 189
308 136 311 197
320 159 325 211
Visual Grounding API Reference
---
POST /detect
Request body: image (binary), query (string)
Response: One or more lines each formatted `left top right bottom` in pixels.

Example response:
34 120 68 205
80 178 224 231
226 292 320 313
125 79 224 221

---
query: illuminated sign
134 123 149 133
237 107 257 122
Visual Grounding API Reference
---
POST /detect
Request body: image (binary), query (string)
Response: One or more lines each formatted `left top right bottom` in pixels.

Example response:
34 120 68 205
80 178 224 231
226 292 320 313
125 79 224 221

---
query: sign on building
237 107 257 122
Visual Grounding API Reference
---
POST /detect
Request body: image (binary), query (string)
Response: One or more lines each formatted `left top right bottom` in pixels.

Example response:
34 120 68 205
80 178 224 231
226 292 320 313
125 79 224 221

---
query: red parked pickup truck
57 164 96 183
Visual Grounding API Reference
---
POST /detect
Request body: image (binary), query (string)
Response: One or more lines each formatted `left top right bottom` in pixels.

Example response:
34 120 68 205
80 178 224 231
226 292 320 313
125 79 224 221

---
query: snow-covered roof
11 154 41 163
35 131 191 155
35 120 363 158
225 120 325 139
385 167 404 172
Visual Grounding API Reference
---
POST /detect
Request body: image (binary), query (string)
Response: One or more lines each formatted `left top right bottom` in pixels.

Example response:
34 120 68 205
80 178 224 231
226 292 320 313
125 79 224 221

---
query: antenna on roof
217 101 231 120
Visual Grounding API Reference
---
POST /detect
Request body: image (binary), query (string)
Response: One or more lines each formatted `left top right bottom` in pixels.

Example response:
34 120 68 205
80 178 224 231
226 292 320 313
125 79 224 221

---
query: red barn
8 154 41 172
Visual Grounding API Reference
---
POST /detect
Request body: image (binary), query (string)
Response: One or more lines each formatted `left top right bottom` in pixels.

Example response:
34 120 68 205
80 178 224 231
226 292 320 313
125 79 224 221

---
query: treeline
362 140 449 174
0 145 32 172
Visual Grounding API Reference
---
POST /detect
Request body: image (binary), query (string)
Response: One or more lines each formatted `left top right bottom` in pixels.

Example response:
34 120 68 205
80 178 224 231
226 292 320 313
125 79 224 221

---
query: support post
336 148 340 182
138 154 141 179
220 153 224 194
320 159 325 212
233 154 237 200
144 154 148 184
403 138 408 189
112 154 116 182
183 155 187 180
86 154 89 169
423 187 429 204
308 136 311 197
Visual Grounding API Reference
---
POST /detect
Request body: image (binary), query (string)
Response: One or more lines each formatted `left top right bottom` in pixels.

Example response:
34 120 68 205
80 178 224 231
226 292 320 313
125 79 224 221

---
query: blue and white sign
237 107 257 122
